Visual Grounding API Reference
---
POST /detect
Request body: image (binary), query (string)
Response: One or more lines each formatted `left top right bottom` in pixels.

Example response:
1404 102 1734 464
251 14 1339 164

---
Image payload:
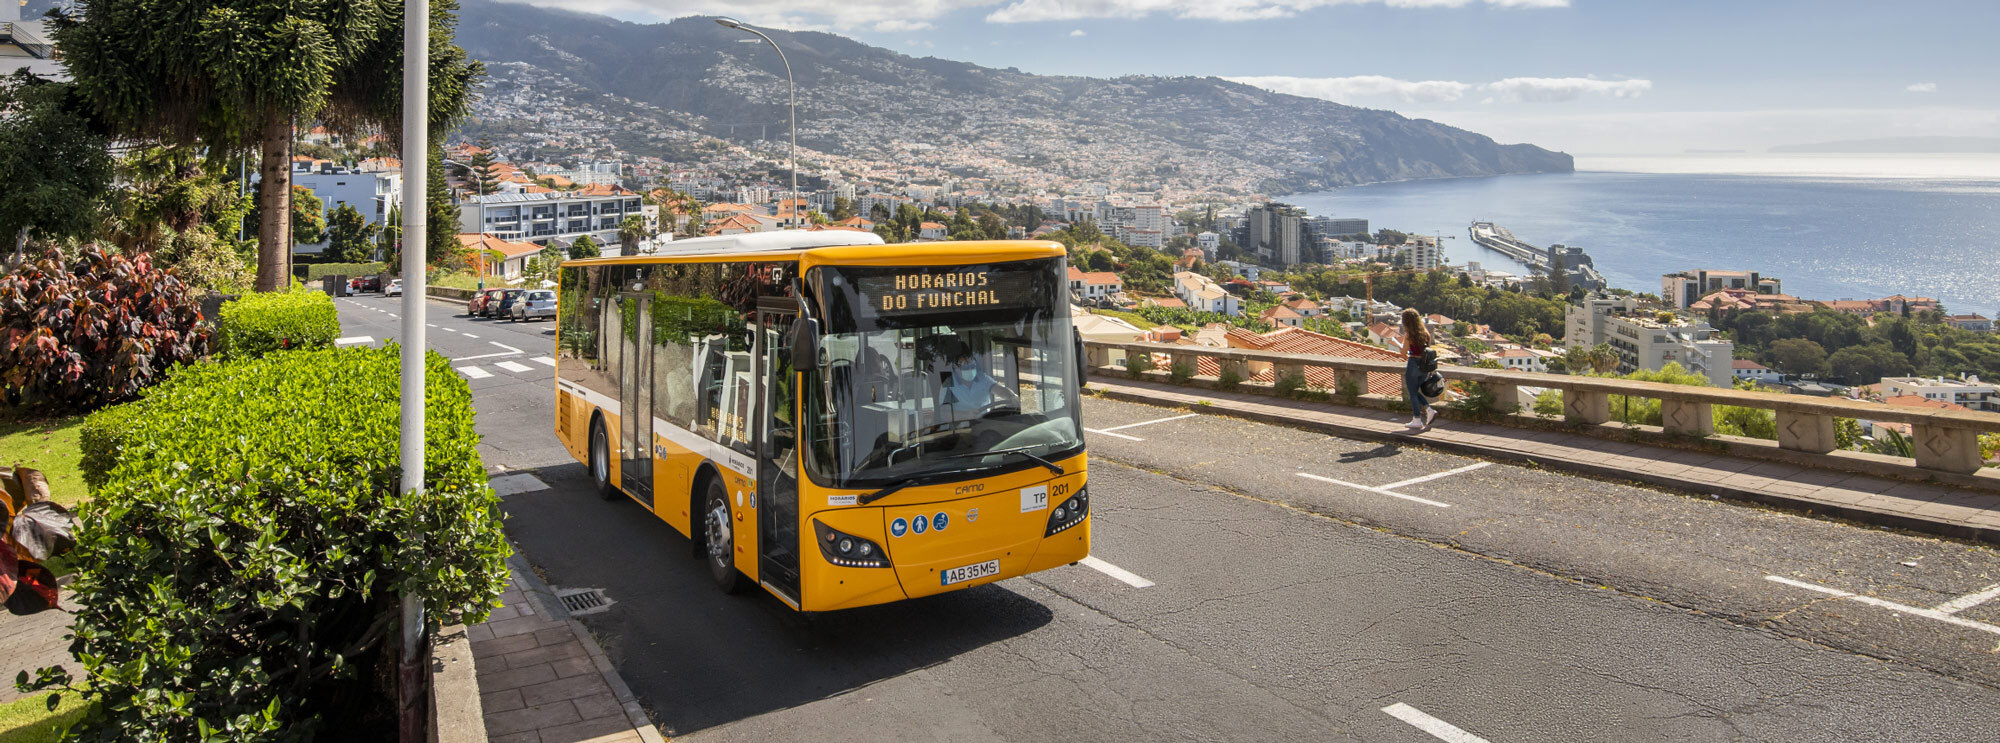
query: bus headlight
813 520 890 568
1045 486 1089 536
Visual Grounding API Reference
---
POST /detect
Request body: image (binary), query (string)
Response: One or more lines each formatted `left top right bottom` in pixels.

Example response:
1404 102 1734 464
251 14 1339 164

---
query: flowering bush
0 246 209 412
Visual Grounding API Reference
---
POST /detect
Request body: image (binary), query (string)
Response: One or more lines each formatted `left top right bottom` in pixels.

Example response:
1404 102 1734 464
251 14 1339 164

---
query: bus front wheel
703 478 745 594
590 417 616 501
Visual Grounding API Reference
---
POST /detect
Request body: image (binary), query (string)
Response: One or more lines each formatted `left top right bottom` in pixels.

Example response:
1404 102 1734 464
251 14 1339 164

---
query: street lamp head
714 17 745 29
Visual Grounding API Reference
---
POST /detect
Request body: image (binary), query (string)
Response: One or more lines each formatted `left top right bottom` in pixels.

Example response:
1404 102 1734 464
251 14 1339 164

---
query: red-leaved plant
0 246 211 411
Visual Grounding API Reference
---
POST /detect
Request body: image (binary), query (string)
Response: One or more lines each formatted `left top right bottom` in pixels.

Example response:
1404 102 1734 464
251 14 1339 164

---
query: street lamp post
397 0 429 737
715 17 797 227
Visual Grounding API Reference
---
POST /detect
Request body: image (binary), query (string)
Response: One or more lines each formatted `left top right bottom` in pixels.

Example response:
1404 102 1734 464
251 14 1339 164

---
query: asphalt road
339 293 2000 742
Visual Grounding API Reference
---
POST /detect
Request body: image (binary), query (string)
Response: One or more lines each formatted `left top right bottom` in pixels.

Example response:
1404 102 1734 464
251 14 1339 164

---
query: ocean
1284 155 2000 316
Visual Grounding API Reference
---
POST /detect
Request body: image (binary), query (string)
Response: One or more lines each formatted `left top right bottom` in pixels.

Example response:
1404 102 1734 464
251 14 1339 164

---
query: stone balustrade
1085 340 2000 479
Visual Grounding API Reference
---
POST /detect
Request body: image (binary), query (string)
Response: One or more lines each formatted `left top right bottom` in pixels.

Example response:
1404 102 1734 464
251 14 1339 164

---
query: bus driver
938 344 1015 417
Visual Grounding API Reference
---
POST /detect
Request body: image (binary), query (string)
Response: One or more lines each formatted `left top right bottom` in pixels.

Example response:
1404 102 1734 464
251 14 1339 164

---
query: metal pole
397 0 429 735
722 21 796 227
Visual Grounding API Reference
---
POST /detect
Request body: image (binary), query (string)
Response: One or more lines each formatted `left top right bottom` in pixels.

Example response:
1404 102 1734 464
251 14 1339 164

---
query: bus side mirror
1074 333 1087 382
791 317 821 369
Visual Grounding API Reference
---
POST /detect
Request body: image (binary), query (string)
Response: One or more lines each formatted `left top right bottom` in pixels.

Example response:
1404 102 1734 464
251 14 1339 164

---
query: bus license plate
940 560 1001 586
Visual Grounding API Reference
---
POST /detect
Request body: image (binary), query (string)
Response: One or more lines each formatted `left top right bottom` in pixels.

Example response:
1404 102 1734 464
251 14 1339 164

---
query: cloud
874 19 934 31
1907 82 1938 93
1481 77 1652 102
1226 75 1471 104
985 0 1564 23
1069 28 1087 36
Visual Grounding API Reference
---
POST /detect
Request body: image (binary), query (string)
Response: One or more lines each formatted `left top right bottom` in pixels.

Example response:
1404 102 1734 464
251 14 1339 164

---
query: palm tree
52 0 482 291
617 215 647 254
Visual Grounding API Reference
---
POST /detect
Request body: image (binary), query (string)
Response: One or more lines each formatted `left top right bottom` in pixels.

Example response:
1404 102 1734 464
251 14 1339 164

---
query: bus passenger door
620 294 654 509
755 306 801 601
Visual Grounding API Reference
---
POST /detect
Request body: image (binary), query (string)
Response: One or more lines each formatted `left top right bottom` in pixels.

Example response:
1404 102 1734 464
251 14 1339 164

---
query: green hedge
303 262 384 281
33 346 509 740
216 291 341 359
77 400 148 491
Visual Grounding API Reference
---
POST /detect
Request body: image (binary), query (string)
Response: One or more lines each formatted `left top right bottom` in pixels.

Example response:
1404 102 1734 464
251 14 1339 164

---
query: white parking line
1298 472 1453 508
1382 703 1490 743
495 361 534 373
1080 556 1154 588
1096 413 1197 433
1765 575 2000 637
1937 583 2000 614
1086 413 1198 441
532 356 556 366
333 336 373 347
456 366 493 379
1379 462 1492 491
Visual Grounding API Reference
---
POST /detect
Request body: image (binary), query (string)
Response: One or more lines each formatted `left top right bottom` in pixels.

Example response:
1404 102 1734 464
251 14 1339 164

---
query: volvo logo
965 507 980 523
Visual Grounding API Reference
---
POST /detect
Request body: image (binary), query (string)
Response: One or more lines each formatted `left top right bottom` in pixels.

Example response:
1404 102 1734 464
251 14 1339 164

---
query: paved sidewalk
1088 376 2000 543
472 553 663 743
0 595 76 705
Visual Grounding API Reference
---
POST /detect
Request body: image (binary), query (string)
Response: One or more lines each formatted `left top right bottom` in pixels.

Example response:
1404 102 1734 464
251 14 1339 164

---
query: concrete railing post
1167 349 1198 381
1334 367 1368 399
1776 409 1837 454
1661 398 1714 436
1274 360 1306 389
1220 356 1250 385
1486 382 1522 415
1912 423 1983 474
1564 389 1610 425
1086 343 1112 371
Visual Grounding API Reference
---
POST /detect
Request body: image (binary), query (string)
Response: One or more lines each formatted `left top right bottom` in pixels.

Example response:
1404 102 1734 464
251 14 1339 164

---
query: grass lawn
0 694 88 743
0 409 86 508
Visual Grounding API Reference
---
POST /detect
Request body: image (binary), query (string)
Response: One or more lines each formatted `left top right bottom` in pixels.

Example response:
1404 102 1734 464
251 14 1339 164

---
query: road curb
1087 380 2000 545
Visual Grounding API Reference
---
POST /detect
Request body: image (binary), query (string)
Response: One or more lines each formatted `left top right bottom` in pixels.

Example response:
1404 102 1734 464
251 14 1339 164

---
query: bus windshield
803 258 1082 489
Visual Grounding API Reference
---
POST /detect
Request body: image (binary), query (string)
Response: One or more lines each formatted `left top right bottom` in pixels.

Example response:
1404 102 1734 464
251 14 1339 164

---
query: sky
497 0 2000 156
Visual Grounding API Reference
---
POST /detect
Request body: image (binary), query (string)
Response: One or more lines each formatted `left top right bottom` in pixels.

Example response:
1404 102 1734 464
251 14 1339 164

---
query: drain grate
555 588 613 615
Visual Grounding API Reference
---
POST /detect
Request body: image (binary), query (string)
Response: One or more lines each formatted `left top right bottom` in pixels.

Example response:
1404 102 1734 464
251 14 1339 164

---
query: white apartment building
1567 295 1736 387
1173 271 1243 316
1410 241 1442 271
290 167 403 256
1661 269 1781 309
1484 348 1550 373
1196 231 1220 257
1733 360 1781 384
1881 376 1994 411
458 190 651 249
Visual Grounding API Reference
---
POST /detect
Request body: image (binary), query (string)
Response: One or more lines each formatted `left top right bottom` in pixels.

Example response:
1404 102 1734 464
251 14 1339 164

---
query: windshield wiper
942 446 1065 475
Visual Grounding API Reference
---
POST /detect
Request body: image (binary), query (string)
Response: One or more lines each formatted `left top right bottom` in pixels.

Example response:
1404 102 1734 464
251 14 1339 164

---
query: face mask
957 367 977 382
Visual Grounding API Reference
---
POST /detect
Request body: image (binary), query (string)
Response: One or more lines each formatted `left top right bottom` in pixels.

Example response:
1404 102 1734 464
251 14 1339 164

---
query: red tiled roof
457 233 543 259
1882 395 1970 411
1732 359 1769 370
1067 267 1086 281
1080 272 1120 285
1190 327 1404 395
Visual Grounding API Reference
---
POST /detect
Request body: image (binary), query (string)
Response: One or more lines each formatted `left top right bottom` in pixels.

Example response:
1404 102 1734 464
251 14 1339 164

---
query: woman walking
1401 308 1437 430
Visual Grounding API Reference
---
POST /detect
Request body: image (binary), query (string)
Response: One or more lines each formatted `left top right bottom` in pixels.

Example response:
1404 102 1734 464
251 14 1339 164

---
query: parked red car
468 288 508 317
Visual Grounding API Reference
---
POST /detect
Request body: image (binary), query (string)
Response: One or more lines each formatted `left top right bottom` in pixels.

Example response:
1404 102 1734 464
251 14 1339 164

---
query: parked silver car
510 290 557 322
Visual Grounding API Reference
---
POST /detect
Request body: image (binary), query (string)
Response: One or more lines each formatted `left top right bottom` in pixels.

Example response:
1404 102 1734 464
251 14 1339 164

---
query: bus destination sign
858 267 1038 315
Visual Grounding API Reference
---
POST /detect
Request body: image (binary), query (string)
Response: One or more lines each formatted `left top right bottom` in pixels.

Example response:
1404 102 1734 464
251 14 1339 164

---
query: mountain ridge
462 0 1577 196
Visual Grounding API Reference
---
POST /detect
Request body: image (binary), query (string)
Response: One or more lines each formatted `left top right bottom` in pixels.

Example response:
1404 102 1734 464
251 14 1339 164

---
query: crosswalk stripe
456 366 492 379
495 361 534 373
532 356 556 366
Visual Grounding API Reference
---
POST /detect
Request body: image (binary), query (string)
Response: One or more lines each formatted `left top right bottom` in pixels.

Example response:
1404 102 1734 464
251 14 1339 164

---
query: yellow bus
553 231 1090 612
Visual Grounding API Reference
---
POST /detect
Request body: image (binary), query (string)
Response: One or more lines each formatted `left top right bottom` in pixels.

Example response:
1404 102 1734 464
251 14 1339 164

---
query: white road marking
333 336 373 347
462 333 479 339
489 473 550 496
1936 582 2000 615
1298 472 1452 509
1095 413 1198 433
426 323 438 328
456 366 493 379
1379 462 1492 491
453 342 526 361
1085 428 1145 441
1766 576 2000 636
1080 556 1154 588
1382 703 1491 743
532 356 557 366
495 361 534 373
387 313 399 318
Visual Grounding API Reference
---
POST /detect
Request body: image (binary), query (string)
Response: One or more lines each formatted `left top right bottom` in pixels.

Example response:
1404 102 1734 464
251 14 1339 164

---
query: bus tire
589 415 617 501
702 477 745 594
